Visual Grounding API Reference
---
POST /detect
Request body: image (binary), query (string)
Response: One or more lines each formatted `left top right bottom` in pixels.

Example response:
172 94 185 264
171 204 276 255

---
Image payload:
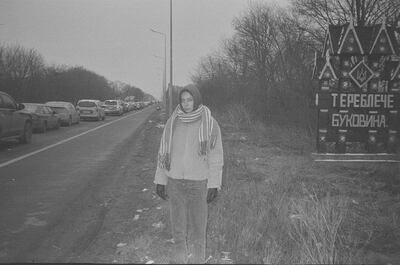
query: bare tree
192 1 318 126
231 2 279 91
192 52 235 107
0 44 45 80
0 44 146 102
0 44 46 100
292 0 400 27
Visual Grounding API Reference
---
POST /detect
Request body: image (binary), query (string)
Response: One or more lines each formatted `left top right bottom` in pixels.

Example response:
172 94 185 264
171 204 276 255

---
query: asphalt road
0 106 156 262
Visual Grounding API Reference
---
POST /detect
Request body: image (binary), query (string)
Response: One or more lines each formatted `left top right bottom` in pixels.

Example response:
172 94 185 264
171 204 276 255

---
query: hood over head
179 84 202 111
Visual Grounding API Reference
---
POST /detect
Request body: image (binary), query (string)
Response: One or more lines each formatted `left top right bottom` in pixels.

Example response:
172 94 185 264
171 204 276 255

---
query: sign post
312 19 400 161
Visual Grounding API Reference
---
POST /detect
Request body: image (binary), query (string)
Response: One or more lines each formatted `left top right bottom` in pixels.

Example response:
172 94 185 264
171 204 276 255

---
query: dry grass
207 104 400 264
117 235 153 263
288 188 349 264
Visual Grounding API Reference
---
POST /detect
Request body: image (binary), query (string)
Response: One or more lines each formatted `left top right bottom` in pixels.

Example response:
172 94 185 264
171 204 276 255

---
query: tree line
0 44 151 104
191 0 400 129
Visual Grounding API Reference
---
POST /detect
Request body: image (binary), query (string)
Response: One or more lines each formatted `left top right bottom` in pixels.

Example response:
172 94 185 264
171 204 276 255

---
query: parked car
132 102 139 110
0 91 33 144
23 103 61 133
76 99 105 121
127 101 135 111
121 101 129 113
45 101 80 126
134 102 143 110
103 100 124 115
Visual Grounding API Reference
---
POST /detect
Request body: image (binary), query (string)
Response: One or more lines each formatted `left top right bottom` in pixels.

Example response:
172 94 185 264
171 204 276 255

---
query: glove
156 184 168 200
207 188 218 203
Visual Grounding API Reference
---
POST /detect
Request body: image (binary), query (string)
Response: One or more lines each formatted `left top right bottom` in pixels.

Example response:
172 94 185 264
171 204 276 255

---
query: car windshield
104 100 117 105
23 104 39 113
49 107 68 114
78 101 96 107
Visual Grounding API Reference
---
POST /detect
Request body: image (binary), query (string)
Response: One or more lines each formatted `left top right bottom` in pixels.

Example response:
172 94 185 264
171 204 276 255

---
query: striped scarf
158 104 217 171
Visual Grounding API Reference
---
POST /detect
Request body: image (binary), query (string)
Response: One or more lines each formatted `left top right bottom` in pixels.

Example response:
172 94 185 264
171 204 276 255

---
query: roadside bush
216 102 254 131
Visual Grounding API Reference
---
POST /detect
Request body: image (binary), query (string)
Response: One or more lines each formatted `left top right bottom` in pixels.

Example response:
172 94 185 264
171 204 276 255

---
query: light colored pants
167 178 208 264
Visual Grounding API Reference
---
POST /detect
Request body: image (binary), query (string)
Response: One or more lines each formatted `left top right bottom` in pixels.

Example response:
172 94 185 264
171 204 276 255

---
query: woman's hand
207 188 218 203
156 184 168 200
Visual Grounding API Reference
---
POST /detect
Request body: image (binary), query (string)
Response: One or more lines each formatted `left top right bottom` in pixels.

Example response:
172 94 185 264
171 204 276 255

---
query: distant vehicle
134 102 144 110
156 105 161 111
121 101 129 113
103 100 123 115
76 99 105 121
23 103 61 133
45 101 80 126
0 91 33 144
127 101 135 111
133 102 141 110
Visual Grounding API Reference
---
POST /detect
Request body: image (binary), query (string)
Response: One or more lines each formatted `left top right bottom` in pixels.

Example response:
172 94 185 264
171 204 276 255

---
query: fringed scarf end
200 141 208 156
210 134 217 149
158 153 171 171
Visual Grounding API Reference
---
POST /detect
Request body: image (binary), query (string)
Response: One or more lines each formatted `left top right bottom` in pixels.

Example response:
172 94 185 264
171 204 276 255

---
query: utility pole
169 0 173 116
149 29 167 108
153 55 164 104
163 35 166 108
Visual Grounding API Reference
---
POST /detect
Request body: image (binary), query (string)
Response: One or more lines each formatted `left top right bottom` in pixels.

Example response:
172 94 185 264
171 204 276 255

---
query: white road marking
0 109 148 169
315 159 400 163
312 152 398 156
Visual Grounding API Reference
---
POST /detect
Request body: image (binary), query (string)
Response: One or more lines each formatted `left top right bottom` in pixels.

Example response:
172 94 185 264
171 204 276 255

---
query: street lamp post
150 29 167 108
153 55 164 104
149 0 172 115
169 0 173 116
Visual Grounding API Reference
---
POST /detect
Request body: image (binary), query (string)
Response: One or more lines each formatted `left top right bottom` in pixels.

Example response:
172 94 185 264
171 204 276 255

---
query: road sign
313 19 400 157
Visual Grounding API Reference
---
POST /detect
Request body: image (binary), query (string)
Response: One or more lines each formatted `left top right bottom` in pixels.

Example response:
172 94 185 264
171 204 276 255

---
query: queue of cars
0 90 152 145
100 99 153 115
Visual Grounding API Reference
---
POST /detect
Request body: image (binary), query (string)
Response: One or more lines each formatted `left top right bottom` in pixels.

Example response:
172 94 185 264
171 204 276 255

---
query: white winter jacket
154 117 224 189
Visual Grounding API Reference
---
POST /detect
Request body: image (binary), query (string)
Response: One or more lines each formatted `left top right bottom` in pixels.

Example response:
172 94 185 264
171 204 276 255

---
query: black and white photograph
0 0 400 264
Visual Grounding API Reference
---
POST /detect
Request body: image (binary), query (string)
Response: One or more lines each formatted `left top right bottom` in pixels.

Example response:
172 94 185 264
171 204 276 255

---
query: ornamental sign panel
313 19 400 156
348 60 374 88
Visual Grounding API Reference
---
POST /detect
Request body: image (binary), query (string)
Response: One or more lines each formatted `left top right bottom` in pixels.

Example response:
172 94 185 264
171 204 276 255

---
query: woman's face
181 91 194 113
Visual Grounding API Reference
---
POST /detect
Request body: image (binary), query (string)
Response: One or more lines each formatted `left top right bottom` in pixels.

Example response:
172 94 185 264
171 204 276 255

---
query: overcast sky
0 0 286 99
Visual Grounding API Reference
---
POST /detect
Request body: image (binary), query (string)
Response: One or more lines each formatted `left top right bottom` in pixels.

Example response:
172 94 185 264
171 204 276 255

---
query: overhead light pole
153 54 164 103
150 29 167 108
169 0 173 116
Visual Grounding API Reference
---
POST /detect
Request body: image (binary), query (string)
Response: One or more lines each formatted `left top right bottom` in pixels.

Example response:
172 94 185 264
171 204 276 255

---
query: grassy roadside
116 106 400 264
206 104 400 264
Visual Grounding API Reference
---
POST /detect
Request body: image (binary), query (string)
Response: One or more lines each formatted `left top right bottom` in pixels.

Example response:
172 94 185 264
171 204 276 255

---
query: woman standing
154 84 224 264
